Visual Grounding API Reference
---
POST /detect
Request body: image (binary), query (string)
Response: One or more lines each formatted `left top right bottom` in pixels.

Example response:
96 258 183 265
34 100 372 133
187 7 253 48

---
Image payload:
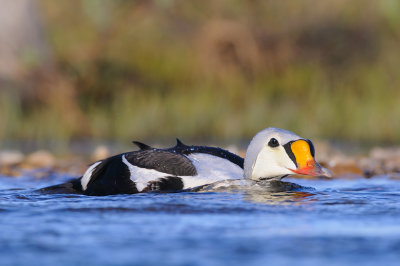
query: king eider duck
45 127 331 195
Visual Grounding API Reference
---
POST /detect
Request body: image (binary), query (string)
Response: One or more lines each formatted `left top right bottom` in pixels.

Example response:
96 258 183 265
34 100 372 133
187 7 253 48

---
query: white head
244 127 331 180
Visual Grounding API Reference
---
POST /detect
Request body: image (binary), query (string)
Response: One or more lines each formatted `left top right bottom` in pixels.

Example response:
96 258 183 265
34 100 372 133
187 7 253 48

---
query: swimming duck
47 127 331 195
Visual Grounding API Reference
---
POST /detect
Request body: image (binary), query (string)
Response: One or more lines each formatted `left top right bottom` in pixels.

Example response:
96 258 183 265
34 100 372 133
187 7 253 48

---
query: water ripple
1 175 400 266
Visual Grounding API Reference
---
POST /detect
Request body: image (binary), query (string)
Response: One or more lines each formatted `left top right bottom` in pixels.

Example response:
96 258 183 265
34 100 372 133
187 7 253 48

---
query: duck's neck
243 140 265 180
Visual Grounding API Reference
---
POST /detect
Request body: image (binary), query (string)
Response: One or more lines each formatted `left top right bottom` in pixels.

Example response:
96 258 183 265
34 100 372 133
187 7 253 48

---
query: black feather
125 150 197 176
132 141 153 151
176 138 186 147
37 178 83 194
84 156 138 196
142 176 184 192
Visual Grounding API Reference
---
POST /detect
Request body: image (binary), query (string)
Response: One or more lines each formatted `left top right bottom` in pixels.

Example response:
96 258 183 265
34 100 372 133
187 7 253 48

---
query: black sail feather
132 141 153 151
175 138 186 147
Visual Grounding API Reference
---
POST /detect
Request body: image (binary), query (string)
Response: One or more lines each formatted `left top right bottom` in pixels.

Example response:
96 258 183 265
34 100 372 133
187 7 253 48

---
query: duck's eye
268 138 279 148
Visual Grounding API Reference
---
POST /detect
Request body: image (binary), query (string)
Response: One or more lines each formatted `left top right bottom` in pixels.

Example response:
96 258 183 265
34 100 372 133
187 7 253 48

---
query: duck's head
244 127 331 180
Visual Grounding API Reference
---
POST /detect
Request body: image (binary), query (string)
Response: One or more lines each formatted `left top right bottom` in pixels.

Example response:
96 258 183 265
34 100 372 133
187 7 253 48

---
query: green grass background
1 0 400 145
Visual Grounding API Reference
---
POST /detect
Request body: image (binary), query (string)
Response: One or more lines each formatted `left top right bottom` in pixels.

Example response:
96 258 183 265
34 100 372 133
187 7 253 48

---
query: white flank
183 153 243 189
81 161 102 191
121 153 244 192
121 155 167 192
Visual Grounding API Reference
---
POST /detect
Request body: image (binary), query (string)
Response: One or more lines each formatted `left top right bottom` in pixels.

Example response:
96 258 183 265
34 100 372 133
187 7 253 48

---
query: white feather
183 153 243 189
81 161 102 191
121 155 168 192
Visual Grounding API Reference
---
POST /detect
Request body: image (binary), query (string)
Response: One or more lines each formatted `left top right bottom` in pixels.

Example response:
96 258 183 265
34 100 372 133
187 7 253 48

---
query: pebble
356 146 400 177
24 150 56 168
0 150 24 166
91 145 110 161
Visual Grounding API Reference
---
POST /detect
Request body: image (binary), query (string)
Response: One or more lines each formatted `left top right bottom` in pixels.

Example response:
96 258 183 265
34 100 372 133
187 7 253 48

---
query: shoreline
1 141 400 180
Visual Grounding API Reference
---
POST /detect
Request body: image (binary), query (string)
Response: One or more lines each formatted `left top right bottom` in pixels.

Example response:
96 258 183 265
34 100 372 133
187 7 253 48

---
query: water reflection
198 179 317 205
243 190 316 205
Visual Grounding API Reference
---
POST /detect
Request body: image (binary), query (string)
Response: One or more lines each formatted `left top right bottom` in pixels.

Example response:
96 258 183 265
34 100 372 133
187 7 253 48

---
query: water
1 174 400 266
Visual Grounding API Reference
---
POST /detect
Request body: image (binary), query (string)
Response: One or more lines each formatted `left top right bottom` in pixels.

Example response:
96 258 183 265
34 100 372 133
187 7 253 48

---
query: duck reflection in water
195 179 317 205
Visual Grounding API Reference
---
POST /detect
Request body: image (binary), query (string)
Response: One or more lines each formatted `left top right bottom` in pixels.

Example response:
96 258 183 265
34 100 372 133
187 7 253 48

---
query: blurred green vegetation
1 0 400 144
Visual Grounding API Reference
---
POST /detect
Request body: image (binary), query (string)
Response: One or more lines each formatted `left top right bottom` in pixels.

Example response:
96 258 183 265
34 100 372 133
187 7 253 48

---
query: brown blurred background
0 0 399 148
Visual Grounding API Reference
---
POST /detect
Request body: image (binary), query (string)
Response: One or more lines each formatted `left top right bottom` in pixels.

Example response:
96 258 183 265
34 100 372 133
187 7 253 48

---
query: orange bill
288 139 330 177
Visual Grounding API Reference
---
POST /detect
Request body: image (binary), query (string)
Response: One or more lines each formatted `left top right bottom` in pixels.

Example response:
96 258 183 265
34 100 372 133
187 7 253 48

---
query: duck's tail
37 178 83 194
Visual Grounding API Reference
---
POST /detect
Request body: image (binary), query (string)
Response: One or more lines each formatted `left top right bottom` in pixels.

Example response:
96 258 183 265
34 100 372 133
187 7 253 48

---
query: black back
164 139 244 168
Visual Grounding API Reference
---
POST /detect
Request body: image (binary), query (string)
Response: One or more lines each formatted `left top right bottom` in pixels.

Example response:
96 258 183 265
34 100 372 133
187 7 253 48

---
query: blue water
1 174 400 266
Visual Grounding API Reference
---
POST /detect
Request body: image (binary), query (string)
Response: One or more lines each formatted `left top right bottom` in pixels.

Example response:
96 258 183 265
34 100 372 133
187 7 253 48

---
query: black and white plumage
66 139 244 196
44 127 331 196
